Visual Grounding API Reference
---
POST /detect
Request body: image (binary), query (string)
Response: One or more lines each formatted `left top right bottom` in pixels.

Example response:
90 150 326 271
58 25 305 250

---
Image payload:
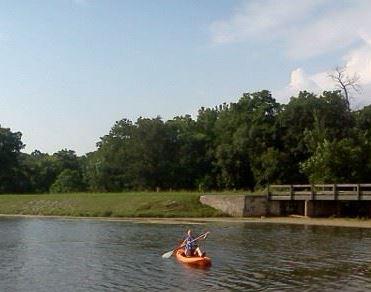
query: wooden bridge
267 184 371 217
268 184 371 201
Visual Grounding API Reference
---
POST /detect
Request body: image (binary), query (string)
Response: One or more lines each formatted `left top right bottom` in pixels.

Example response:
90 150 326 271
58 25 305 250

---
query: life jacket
185 235 195 251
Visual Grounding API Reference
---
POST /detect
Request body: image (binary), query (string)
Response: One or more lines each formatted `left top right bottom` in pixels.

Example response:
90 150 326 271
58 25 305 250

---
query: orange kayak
175 249 211 267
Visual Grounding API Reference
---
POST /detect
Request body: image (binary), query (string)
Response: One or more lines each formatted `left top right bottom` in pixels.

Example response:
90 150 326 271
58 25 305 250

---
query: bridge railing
268 184 371 200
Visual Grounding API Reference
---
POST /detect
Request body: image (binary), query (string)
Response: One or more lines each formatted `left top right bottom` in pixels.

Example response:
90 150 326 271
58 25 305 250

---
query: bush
50 169 85 193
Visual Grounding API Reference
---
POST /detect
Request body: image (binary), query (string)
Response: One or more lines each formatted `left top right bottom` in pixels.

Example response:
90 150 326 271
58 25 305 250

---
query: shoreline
0 214 370 228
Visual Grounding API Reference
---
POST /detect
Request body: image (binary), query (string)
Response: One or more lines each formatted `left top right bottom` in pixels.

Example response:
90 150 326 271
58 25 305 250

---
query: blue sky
1 0 371 154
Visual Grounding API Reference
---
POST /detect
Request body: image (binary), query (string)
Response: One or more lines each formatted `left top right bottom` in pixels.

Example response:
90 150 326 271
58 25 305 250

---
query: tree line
1 89 371 193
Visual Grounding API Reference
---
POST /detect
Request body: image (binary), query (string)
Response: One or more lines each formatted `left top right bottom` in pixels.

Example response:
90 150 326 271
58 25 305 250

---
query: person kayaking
182 229 206 257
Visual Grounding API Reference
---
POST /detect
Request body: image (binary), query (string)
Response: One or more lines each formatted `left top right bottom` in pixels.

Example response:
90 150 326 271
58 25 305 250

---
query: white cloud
275 68 323 103
289 68 320 91
360 31 371 46
211 0 371 106
343 45 371 85
210 0 323 44
211 1 371 107
275 43 371 107
210 0 371 59
286 2 371 59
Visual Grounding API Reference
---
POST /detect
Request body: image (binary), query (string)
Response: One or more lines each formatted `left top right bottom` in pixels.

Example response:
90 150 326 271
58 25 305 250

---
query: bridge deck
268 184 371 201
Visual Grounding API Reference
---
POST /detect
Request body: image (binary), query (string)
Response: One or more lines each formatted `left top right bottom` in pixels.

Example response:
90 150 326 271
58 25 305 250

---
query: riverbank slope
1 193 370 228
0 192 226 217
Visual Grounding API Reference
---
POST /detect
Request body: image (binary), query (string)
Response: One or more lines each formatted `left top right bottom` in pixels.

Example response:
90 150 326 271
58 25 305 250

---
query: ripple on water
0 218 370 291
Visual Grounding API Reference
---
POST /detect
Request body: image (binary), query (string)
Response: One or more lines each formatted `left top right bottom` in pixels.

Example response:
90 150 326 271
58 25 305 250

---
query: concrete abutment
200 195 371 217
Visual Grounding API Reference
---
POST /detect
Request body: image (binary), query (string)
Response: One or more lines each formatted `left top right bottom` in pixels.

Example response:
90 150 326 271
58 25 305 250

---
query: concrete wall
279 201 305 216
199 195 246 217
244 196 267 216
338 201 371 217
305 201 340 217
244 195 281 217
200 194 279 217
267 200 281 216
244 196 283 216
200 195 371 217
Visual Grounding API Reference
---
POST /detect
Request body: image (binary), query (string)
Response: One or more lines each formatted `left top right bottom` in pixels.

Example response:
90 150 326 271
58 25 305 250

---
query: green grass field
0 192 227 218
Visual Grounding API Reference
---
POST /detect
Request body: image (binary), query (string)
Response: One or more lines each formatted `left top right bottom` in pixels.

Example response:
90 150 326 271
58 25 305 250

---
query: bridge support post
304 200 314 217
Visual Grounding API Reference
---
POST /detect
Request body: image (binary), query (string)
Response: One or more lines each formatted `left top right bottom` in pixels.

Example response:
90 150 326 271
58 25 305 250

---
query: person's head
187 229 192 236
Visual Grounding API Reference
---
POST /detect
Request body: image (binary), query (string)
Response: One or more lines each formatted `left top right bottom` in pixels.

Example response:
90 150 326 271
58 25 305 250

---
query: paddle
161 231 210 259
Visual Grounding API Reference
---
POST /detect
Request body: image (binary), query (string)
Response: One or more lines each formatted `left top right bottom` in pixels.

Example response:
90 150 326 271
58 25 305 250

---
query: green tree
277 90 352 183
86 117 178 191
300 138 364 183
213 90 281 189
194 107 219 190
85 118 137 191
53 149 80 172
50 169 85 193
20 150 59 193
166 115 210 189
0 126 25 193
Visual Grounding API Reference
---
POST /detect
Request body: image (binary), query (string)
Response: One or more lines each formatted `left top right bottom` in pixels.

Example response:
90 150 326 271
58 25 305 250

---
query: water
0 218 370 291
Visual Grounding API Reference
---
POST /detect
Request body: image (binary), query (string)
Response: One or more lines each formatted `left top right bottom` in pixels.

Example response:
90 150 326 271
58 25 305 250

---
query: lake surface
0 218 370 291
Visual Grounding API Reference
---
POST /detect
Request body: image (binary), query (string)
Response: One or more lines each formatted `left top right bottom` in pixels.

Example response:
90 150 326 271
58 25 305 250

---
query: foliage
300 139 364 183
50 169 85 193
0 126 24 193
1 89 370 193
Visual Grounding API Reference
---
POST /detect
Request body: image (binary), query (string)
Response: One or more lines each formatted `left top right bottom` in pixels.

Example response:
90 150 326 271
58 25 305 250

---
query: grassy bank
0 192 226 218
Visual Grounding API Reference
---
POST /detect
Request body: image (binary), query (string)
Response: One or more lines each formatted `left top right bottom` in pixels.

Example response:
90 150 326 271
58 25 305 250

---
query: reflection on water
0 218 370 291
